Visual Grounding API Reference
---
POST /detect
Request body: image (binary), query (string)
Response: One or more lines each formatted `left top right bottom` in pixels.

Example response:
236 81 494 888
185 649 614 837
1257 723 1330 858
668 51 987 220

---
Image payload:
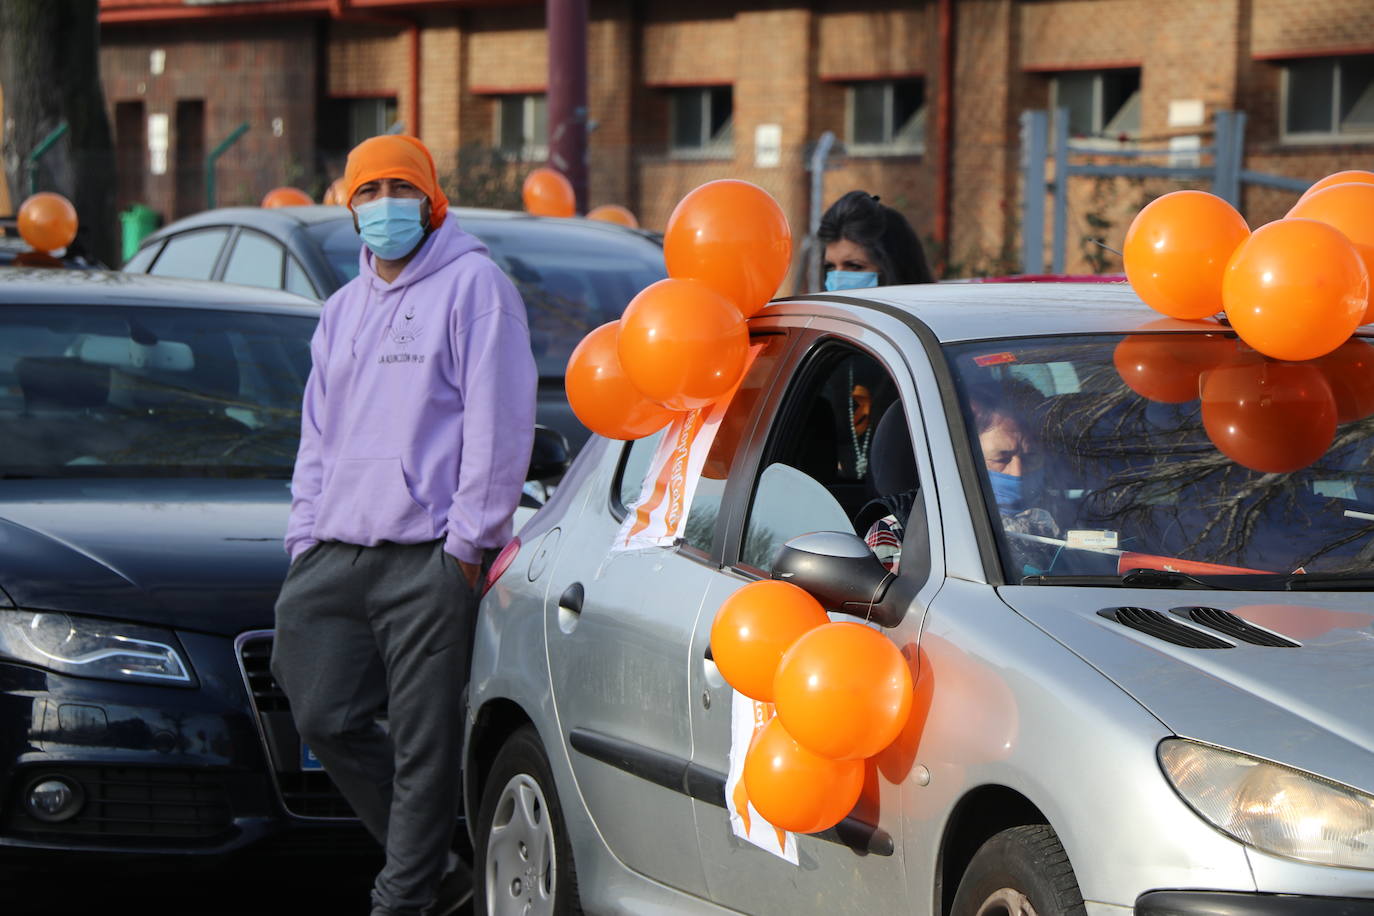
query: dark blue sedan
0 269 363 860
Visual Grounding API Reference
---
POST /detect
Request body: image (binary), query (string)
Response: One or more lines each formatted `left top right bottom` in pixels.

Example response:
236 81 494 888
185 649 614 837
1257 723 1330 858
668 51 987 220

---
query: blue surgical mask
989 469 1024 513
825 270 880 292
354 196 427 261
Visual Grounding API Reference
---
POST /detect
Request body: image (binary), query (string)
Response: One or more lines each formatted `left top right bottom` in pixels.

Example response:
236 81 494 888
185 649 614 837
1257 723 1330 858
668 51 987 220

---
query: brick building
95 0 1374 276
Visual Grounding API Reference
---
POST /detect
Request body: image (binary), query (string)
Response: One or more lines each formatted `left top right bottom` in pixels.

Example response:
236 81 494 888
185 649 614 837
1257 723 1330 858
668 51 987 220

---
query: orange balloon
321 178 347 206
1298 170 1374 202
1201 358 1338 473
564 321 679 440
710 581 829 702
586 204 639 228
1123 190 1250 320
1113 332 1234 403
875 643 933 783
1315 338 1374 423
17 192 78 253
742 718 864 834
664 179 792 317
1288 183 1374 324
261 186 313 208
1222 218 1368 361
773 622 914 761
523 167 576 218
617 277 749 411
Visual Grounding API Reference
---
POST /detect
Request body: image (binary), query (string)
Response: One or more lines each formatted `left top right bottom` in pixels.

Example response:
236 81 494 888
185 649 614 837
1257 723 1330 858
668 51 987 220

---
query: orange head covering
343 134 448 228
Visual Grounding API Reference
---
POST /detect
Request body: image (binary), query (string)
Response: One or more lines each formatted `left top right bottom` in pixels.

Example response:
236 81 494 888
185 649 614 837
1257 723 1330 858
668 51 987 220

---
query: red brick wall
1252 0 1374 57
101 20 319 220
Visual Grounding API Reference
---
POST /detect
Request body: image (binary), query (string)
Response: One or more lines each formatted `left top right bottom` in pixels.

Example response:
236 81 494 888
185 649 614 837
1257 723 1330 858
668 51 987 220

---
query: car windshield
306 216 666 377
947 333 1374 584
1 304 316 478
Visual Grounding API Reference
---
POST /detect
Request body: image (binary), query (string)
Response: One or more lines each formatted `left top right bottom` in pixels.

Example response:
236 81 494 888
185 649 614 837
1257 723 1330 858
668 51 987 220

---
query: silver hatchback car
464 281 1374 916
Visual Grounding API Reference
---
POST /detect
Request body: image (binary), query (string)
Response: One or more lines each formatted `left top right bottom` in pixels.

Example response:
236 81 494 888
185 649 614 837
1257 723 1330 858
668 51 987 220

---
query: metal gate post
1020 110 1048 274
1051 107 1070 275
806 130 837 293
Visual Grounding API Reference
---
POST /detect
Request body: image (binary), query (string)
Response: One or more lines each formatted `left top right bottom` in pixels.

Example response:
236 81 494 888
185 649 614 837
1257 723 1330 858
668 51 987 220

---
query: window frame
668 85 735 159
220 227 288 291
1279 55 1374 145
845 77 927 156
494 92 549 161
608 328 796 566
1048 67 1142 146
145 226 233 281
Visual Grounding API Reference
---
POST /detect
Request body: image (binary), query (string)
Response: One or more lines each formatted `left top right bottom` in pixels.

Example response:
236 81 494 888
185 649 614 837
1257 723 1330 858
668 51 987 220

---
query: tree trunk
0 0 117 266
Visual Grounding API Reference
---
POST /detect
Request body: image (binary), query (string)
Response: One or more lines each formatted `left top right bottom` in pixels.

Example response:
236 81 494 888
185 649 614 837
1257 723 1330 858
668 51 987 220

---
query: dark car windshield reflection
1 305 316 478
305 216 666 379
948 333 1374 582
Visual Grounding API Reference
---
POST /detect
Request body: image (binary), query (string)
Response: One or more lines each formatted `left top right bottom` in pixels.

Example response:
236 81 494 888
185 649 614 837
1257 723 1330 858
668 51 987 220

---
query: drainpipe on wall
547 0 589 213
935 0 954 271
330 0 420 139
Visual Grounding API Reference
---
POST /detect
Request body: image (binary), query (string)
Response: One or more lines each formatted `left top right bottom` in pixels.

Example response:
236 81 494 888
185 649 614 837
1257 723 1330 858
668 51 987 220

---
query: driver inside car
967 384 1060 541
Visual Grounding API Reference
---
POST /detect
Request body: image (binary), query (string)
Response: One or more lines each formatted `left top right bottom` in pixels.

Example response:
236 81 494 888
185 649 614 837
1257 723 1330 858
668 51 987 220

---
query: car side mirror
771 531 916 628
527 424 571 483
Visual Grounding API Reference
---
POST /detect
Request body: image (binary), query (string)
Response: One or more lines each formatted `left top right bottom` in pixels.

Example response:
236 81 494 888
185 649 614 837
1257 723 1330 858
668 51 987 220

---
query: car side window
122 240 163 273
610 333 790 556
147 228 230 280
680 334 789 554
741 343 917 574
222 230 286 290
284 254 319 299
615 428 666 513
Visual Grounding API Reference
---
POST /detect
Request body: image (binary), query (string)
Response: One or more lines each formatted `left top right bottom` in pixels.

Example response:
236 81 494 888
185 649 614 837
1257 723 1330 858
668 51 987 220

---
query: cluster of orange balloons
17 192 78 254
262 186 313 208
711 580 916 834
1114 329 1374 473
1124 171 1374 362
565 179 792 439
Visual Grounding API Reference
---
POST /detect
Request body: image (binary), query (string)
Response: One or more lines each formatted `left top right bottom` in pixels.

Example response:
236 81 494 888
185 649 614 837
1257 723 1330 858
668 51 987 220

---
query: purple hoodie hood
285 216 537 564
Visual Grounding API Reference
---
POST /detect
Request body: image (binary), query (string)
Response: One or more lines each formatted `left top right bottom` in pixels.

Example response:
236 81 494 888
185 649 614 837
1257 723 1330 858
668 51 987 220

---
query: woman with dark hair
817 190 935 291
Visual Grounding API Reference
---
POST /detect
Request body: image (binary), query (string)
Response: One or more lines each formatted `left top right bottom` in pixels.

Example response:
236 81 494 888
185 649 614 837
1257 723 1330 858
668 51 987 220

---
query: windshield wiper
1021 569 1235 589
1021 569 1374 591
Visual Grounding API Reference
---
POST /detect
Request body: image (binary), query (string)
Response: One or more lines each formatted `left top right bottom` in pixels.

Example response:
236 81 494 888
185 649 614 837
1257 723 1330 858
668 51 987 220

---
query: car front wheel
951 824 1086 916
474 725 581 916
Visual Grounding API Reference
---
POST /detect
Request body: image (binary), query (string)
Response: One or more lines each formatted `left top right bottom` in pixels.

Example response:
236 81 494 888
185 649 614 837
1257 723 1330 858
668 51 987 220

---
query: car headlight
1160 738 1374 869
0 608 195 686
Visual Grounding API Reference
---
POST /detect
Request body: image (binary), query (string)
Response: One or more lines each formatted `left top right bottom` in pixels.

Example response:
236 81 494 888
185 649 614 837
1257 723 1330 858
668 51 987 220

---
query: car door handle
558 582 584 615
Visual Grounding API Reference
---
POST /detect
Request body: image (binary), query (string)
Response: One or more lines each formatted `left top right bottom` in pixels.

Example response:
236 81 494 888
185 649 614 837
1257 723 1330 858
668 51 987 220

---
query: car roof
0 266 321 314
141 204 662 240
782 280 1232 343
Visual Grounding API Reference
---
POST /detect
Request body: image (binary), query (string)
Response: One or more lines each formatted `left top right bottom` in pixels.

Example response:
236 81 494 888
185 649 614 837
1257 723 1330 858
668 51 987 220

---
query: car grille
3 766 232 843
236 632 356 820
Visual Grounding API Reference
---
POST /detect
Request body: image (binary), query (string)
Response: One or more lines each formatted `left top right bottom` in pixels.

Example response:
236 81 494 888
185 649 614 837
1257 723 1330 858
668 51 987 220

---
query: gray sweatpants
270 539 477 916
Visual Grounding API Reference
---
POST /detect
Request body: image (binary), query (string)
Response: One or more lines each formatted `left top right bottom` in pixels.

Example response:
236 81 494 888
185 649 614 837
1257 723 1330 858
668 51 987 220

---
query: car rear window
1 304 316 478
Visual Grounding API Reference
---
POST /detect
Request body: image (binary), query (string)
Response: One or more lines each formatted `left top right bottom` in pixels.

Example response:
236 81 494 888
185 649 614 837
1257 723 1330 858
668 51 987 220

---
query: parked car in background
0 267 562 866
123 205 667 454
466 280 1374 915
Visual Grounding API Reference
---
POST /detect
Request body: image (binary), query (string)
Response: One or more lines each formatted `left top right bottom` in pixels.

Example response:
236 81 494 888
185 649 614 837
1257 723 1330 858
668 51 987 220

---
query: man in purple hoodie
271 135 536 916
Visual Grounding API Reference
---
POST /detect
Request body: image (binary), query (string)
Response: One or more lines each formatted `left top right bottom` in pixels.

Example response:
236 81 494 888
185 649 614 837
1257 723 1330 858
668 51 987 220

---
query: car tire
951 824 1086 916
473 725 581 916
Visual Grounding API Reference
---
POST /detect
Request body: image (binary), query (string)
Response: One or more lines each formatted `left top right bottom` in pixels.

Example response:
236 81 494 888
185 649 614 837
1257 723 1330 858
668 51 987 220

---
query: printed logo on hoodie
380 312 426 364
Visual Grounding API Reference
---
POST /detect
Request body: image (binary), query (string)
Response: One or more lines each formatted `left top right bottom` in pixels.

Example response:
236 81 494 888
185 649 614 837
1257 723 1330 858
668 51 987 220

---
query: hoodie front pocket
314 457 435 545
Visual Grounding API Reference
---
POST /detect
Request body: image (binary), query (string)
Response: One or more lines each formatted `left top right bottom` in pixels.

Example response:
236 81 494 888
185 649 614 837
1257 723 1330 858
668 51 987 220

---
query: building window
1282 56 1374 141
669 86 733 156
1050 68 1141 141
496 93 548 160
847 78 926 154
347 97 400 147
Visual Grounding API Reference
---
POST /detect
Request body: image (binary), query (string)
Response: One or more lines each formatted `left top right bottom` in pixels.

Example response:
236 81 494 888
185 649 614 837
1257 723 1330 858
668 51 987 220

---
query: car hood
0 479 292 636
999 585 1374 794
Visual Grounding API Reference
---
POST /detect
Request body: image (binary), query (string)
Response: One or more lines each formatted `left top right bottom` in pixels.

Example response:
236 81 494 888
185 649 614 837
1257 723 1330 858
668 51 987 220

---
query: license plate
301 742 325 771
